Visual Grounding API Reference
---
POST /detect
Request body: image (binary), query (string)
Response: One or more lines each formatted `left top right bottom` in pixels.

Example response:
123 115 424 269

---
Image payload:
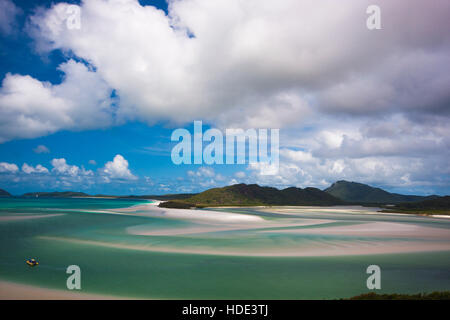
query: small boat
26 258 39 267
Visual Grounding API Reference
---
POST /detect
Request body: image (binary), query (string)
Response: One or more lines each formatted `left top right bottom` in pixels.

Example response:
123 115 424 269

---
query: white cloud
186 166 226 188
88 160 97 165
0 156 141 192
188 167 215 178
0 162 19 173
0 60 114 142
51 158 93 176
282 150 315 164
33 145 50 154
0 0 21 35
245 114 450 193
22 163 49 174
19 0 449 132
235 171 246 179
101 154 137 180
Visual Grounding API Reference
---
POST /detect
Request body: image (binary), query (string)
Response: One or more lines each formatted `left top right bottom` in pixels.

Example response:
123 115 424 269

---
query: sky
0 0 449 196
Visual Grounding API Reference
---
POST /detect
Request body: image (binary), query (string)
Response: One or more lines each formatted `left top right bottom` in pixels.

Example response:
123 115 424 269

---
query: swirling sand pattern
0 198 449 299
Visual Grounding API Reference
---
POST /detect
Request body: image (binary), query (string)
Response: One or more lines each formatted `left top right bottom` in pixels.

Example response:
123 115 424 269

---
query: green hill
22 191 90 198
159 183 343 208
324 180 430 204
0 188 11 196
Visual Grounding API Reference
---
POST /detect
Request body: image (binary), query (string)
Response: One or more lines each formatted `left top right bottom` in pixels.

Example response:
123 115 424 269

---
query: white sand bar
0 281 124 300
61 204 450 257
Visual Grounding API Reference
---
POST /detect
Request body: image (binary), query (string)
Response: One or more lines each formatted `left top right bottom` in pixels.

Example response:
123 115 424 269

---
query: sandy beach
0 281 123 300
111 203 265 223
36 234 450 257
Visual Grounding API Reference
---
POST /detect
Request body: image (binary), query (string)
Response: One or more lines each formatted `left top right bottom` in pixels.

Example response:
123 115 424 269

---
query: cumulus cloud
19 0 448 128
33 145 50 154
22 163 49 174
243 114 450 193
1 0 448 131
0 156 141 192
186 166 226 188
187 167 215 178
0 60 114 142
51 158 93 176
0 162 19 173
286 114 450 160
101 154 137 181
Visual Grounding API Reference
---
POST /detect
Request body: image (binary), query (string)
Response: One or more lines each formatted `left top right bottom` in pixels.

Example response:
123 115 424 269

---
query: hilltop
324 180 433 204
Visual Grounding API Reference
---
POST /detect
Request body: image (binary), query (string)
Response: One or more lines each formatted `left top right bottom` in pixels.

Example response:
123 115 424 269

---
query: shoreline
0 280 126 300
206 205 450 219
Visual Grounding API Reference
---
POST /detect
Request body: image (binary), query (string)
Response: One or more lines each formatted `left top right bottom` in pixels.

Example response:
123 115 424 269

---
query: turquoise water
0 197 151 211
0 198 449 299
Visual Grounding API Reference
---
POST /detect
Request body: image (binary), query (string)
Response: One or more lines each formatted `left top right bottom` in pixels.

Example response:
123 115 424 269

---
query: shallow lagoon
0 198 449 299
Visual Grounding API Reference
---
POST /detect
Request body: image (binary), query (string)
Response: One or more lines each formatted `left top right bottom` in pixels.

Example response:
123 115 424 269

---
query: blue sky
0 0 449 195
0 120 248 195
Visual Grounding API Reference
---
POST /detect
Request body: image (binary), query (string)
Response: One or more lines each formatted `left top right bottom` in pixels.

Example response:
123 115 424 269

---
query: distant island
22 191 91 198
19 191 196 200
324 180 437 203
1 180 449 214
159 183 343 208
0 188 11 197
159 181 449 215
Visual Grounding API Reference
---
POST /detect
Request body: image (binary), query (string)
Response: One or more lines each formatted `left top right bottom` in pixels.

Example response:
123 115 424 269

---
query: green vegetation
348 291 450 300
18 191 196 200
159 181 450 210
158 200 195 208
0 188 11 196
381 196 450 215
12 181 449 212
159 183 343 208
324 180 433 204
22 191 90 198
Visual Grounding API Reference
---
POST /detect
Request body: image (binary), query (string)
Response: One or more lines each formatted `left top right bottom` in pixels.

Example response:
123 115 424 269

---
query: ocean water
0 198 449 299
